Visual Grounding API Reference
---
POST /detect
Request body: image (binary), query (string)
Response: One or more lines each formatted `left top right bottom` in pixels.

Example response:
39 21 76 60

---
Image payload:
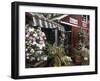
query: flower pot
73 55 83 65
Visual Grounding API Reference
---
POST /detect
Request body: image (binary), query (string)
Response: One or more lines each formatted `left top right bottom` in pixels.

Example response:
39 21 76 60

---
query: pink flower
32 41 36 45
41 32 45 37
39 37 43 41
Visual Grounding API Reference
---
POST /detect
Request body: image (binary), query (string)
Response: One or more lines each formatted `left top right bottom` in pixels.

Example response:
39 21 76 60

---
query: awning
31 15 65 32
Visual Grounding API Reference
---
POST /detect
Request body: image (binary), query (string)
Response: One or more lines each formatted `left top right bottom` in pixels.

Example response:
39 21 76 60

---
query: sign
69 17 78 25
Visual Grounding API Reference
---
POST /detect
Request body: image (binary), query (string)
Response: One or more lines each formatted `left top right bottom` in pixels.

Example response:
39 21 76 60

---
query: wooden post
55 28 58 46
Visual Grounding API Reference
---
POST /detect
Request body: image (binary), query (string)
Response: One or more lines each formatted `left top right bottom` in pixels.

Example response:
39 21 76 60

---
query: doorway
41 28 55 45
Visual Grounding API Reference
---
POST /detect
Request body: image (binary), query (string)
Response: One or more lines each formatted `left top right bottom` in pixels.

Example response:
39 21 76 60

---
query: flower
29 36 33 40
33 33 37 37
30 49 34 53
43 57 47 61
65 56 72 62
36 43 45 49
39 40 44 44
36 28 41 34
84 57 88 61
41 56 48 61
36 50 43 55
32 41 36 45
43 36 46 40
31 57 35 61
25 48 28 52
32 38 36 41
42 32 45 36
29 40 32 44
39 36 43 41
29 27 34 32
37 58 40 61
25 25 47 62
26 32 30 37
42 43 45 47
26 53 31 56
26 56 29 59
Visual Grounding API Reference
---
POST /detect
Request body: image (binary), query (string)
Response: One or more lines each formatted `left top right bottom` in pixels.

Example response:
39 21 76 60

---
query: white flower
29 28 34 32
38 31 42 36
36 36 39 40
39 37 43 41
36 50 43 55
26 42 29 45
26 56 29 59
43 36 46 40
26 33 29 37
26 35 28 38
31 57 35 60
39 40 44 44
37 29 41 33
25 48 28 51
26 53 31 56
32 38 36 41
84 57 88 61
64 56 72 62
36 43 45 49
29 40 32 44
67 57 72 62
37 58 40 61
43 57 47 61
41 32 45 37
41 56 47 61
33 33 37 37
30 49 34 53
36 43 41 49
42 43 45 47
32 41 36 45
29 36 33 40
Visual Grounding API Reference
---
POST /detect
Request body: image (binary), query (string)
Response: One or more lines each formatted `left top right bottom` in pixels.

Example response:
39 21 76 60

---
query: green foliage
45 43 68 67
70 47 83 65
77 27 85 50
78 27 85 40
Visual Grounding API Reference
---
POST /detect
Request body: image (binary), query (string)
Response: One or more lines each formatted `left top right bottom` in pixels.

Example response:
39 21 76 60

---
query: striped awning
32 16 65 32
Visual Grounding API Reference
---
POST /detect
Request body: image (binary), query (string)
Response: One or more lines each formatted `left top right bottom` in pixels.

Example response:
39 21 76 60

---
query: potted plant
45 43 68 67
70 48 83 65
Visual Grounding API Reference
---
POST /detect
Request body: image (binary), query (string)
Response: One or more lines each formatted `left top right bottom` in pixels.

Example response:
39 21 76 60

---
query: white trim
60 21 79 27
69 17 78 25
33 17 37 26
52 14 68 20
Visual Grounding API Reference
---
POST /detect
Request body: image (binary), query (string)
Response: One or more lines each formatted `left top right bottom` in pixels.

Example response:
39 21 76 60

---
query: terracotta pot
74 55 82 65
